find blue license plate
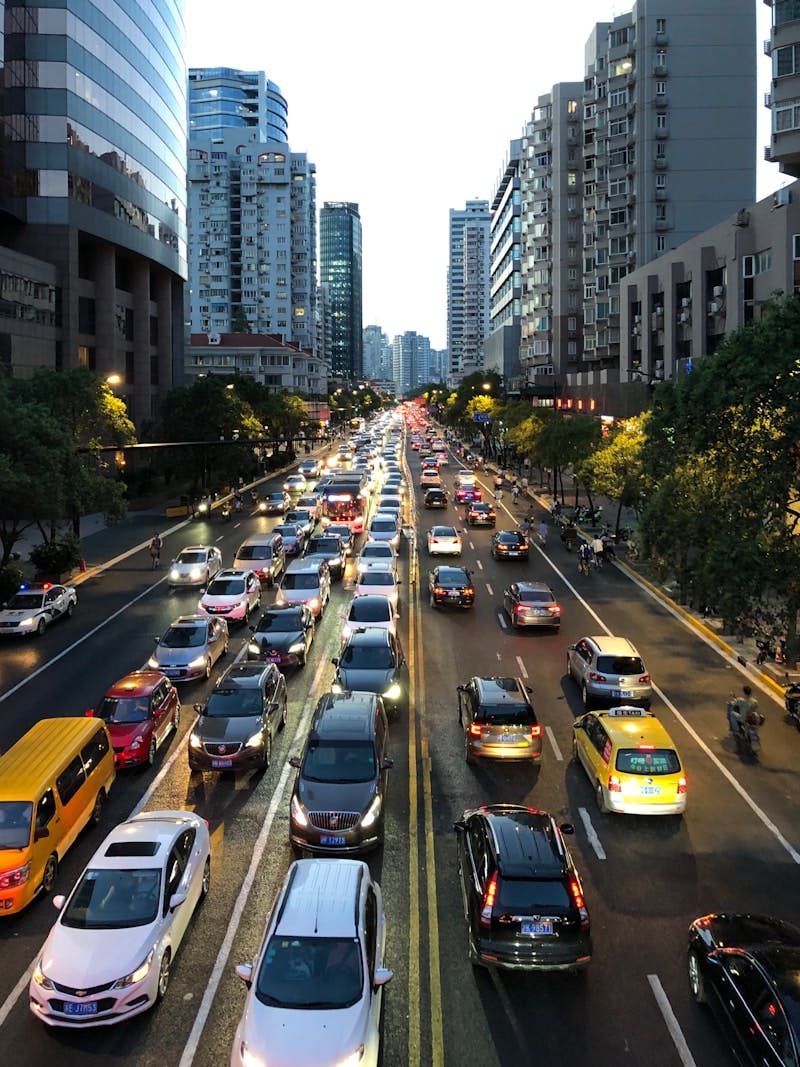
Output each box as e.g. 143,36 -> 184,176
63,1000 -> 98,1016
211,758 -> 233,769
521,921 -> 553,936
320,835 -> 346,846
265,656 -> 281,663
613,689 -> 632,698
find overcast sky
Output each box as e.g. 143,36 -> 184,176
186,0 -> 778,351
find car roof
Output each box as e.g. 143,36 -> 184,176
177,544 -> 212,554
513,580 -> 553,594
435,565 -> 470,578
286,558 -> 326,573
94,811 -> 201,869
431,525 -> 457,534
212,569 -> 249,579
313,698 -> 380,738
343,627 -> 391,646
349,593 -> 392,612
472,676 -> 528,703
583,635 -> 640,655
275,859 -> 365,939
169,614 -> 210,627
106,670 -> 166,697
215,663 -> 275,688
591,707 -> 677,748
480,806 -> 566,879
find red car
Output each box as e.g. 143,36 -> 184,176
89,670 -> 181,768
455,484 -> 482,503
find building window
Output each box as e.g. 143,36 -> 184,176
656,17 -> 666,33
656,235 -> 666,252
654,49 -> 667,70
656,174 -> 666,189
656,113 -> 667,129
656,204 -> 667,221
775,100 -> 800,133
656,80 -> 667,96
567,99 -> 578,114
656,142 -> 667,158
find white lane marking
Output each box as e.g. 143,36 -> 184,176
578,807 -> 607,860
178,652 -> 330,1066
0,951 -> 37,1028
545,726 -> 563,761
485,583 -> 494,596
468,541 -> 474,550
475,560 -> 483,571
647,974 -> 697,1067
497,613 -> 507,629
215,534 -> 224,542
0,577 -> 169,706
515,655 -> 528,679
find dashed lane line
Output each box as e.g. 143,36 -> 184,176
647,974 -> 697,1067
578,807 -> 607,861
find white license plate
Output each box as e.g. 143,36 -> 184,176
163,669 -> 180,677
612,689 -> 632,698
320,835 -> 346,846
211,758 -> 233,769
521,921 -> 553,936
639,786 -> 661,796
506,551 -> 519,557
448,592 -> 460,599
63,1001 -> 98,1016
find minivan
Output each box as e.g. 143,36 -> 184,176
0,718 -> 116,914
233,533 -> 285,586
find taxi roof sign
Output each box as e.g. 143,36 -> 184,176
605,706 -> 652,718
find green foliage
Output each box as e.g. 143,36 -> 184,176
29,535 -> 81,576
231,306 -> 251,333
0,564 -> 23,603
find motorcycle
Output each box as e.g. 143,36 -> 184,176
726,699 -> 764,759
196,499 -> 210,519
785,683 -> 800,730
220,503 -> 232,523
756,636 -> 786,666
561,527 -> 578,552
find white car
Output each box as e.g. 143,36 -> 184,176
231,859 -> 391,1067
366,515 -> 401,548
167,545 -> 223,588
427,525 -> 462,557
0,582 -> 77,636
341,593 -> 398,639
198,569 -> 261,625
283,474 -> 307,495
29,810 -> 211,1028
357,540 -> 397,576
354,563 -> 400,611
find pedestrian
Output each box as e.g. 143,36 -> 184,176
149,532 -> 162,569
521,476 -> 529,493
511,482 -> 520,505
494,486 -> 503,503
591,534 -> 605,567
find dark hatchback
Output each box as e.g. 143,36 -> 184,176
189,662 -> 287,772
429,565 -> 475,609
455,804 -> 592,973
304,533 -> 347,579
688,912 -> 800,1066
331,628 -> 407,716
466,502 -> 496,527
247,604 -> 315,669
424,487 -> 449,509
259,491 -> 290,515
491,530 -> 529,560
288,691 -> 393,856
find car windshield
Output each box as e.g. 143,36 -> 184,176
615,748 -> 681,775
176,551 -> 206,565
498,533 -> 521,544
256,611 -> 303,633
306,538 -> 340,554
496,878 -> 572,914
160,624 -> 207,648
477,703 -> 536,726
61,867 -> 162,929
432,528 -> 456,538
341,643 -> 394,669
283,574 -> 319,590
275,526 -> 300,540
350,600 -> 390,622
291,510 -> 312,523
204,688 -> 263,717
359,572 -> 394,589
596,655 -> 645,675
267,494 -> 286,502
0,801 -> 32,849
236,545 -> 270,560
207,579 -> 245,596
255,935 -> 364,1007
371,520 -> 396,532
327,526 -> 351,542
4,593 -> 43,610
96,696 -> 150,724
361,545 -> 392,560
301,740 -> 377,783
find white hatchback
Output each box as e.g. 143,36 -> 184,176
198,569 -> 261,625
427,525 -> 462,557
357,540 -> 397,576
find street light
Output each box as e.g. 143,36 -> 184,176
105,373 -> 122,387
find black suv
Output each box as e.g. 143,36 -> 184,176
454,804 -> 592,972
189,662 -> 287,772
424,487 -> 449,509
429,565 -> 475,609
331,628 -> 407,716
288,691 -> 393,855
491,529 -> 529,561
304,533 -> 347,579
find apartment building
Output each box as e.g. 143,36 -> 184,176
186,332 -> 328,396
447,200 -> 490,382
392,331 -> 432,395
484,140 -> 523,390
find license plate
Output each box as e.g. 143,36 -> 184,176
320,835 -> 346,846
501,734 -> 520,743
211,758 -> 233,769
507,551 -> 519,557
448,591 -> 460,599
163,669 -> 180,677
264,655 -> 281,663
640,786 -> 661,796
612,689 -> 632,698
521,921 -> 553,936
63,1001 -> 98,1016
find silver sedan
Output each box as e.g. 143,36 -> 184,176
167,546 -> 223,588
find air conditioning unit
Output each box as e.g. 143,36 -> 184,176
712,285 -> 724,298
708,301 -> 720,315
207,332 -> 221,345
679,310 -> 690,323
633,314 -> 642,324
654,360 -> 664,373
654,306 -> 664,315
774,187 -> 791,208
681,297 -> 691,308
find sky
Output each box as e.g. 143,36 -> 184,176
186,0 -> 779,352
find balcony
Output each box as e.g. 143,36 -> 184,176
655,218 -> 670,231
655,126 -> 670,139
654,95 -> 669,109
654,157 -> 668,170
655,188 -> 667,201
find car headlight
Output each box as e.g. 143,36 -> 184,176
147,656 -> 159,669
288,641 -> 305,653
189,732 -> 202,749
189,567 -> 202,579
335,1046 -> 365,1067
19,616 -> 36,628
188,655 -> 207,668
331,681 -> 343,694
245,730 -> 264,749
360,795 -> 382,829
129,734 -> 145,751
248,642 -> 261,655
113,947 -> 154,988
290,794 -> 308,827
169,568 -> 180,580
383,682 -> 402,701
32,957 -> 54,990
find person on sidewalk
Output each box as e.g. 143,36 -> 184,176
149,533 -> 163,569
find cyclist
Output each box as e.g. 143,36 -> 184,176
149,533 -> 163,570
578,540 -> 594,575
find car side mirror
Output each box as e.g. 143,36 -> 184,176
193,703 -> 203,714
560,823 -> 575,835
381,758 -> 394,770
572,720 -> 584,730
567,643 -> 577,652
331,657 -> 339,666
169,891 -> 188,911
373,966 -> 393,988
526,686 -> 532,694
288,756 -> 301,769
35,826 -> 50,841
453,821 -> 466,833
52,894 -> 66,911
235,962 -> 253,987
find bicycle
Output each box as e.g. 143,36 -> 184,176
578,555 -> 591,576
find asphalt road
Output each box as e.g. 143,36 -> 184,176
1,437 -> 798,1067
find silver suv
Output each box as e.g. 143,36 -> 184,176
566,636 -> 652,709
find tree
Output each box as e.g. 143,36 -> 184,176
231,306 -> 251,333
581,415 -> 649,535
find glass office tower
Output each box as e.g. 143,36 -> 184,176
319,201 -> 362,380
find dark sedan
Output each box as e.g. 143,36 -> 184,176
466,502 -> 496,527
688,912 -> 800,1066
304,533 -> 346,579
429,565 -> 475,609
258,491 -> 291,516
491,529 -> 529,560
247,604 -> 315,668
502,581 -> 561,630
424,487 -> 449,509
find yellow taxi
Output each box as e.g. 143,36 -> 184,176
571,705 -> 686,816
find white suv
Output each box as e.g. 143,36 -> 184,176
231,859 -> 392,1067
198,568 -> 261,625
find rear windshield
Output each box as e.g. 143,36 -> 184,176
359,571 -> 394,588
596,655 -> 645,676
615,748 -> 681,775
350,600 -> 390,622
497,878 -> 571,913
477,703 -> 536,726
306,539 -> 340,553
236,545 -> 271,560
283,574 -> 319,590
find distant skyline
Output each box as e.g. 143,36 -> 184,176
186,0 -> 780,351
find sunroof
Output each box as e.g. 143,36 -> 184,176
105,841 -> 160,857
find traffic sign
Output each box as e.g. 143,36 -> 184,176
473,413 -> 492,423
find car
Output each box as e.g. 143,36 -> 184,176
354,564 -> 400,610
383,476 -> 406,497
258,490 -> 291,516
455,482 -> 482,504
232,533 -> 285,586
325,522 -> 354,556
377,492 -> 403,517
189,662 -> 287,772
454,804 -> 591,972
357,539 -> 398,576
491,530 -> 530,561
304,532 -> 347,579
297,459 -> 321,478
288,692 -> 393,855
572,706 -> 686,815
342,593 -> 398,639
687,913 -> 800,1063
148,614 -> 229,681
247,604 -> 315,669
296,493 -> 322,519
285,507 -> 316,539
198,569 -> 261,625
29,810 -> 211,1027
275,558 -> 331,618
367,514 -> 401,548
466,501 -> 496,527
502,581 -> 561,630
273,521 -> 305,557
427,525 -> 462,557
166,545 -> 223,588
230,858 -> 392,1067
332,627 -> 408,716
91,670 -> 181,768
424,487 -> 449,509
283,473 -> 307,495
434,451 -> 448,466
0,582 -> 77,637
428,565 -> 475,609
420,468 -> 442,488
566,635 -> 652,709
458,676 -> 542,764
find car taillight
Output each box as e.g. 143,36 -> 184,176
468,722 -> 482,738
530,725 -> 542,737
430,538 -> 438,544
547,606 -> 561,615
434,586 -> 446,595
480,871 -> 498,927
608,774 -> 622,793
677,776 -> 687,795
639,674 -> 650,684
569,875 -> 590,931
514,604 -> 526,613
638,744 -> 655,751
589,671 -> 607,682
465,587 -> 474,596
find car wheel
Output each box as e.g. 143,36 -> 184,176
90,789 -> 106,826
280,698 -> 288,731
260,732 -> 272,770
595,781 -> 608,814
41,853 -> 58,894
156,950 -> 171,1002
581,682 -> 592,710
204,657 -> 212,680
688,950 -> 707,1003
147,736 -> 157,767
66,601 -> 74,618
465,735 -> 476,765
200,856 -> 211,901
173,705 -> 181,731
36,617 -> 46,636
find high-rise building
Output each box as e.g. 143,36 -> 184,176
392,331 -> 431,395
320,202 -> 362,379
188,68 -> 288,145
447,200 -> 490,382
764,2 -> 800,179
363,324 -> 392,381
485,140 -> 523,390
0,0 -> 188,421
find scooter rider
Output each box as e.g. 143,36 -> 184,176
727,684 -> 761,735
560,519 -> 578,550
